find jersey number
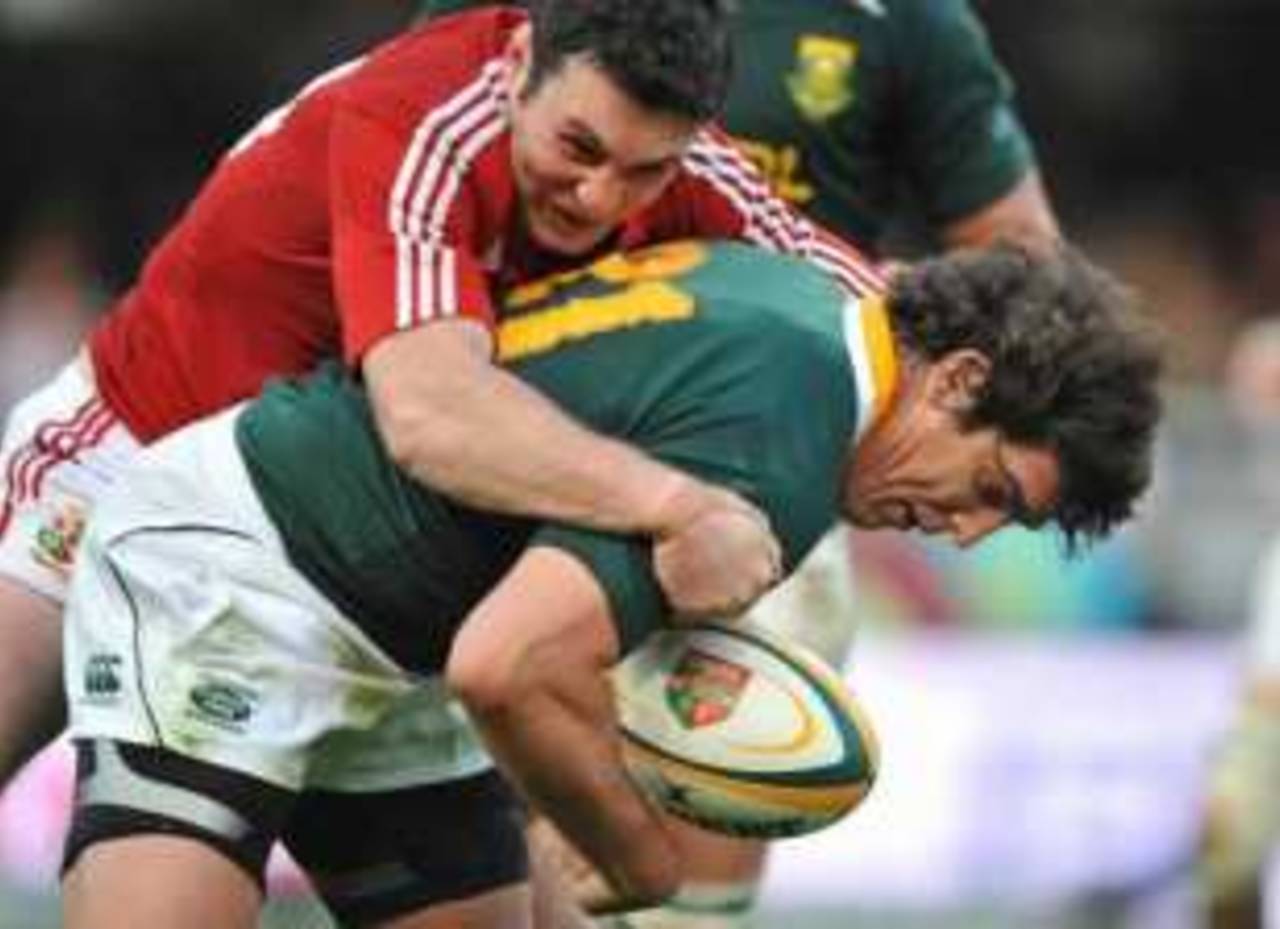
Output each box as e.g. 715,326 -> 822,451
498,242 -> 709,362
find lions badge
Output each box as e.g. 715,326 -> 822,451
666,648 -> 752,730
787,35 -> 858,123
31,494 -> 88,579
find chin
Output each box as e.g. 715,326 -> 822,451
535,225 -> 604,254
531,223 -> 605,257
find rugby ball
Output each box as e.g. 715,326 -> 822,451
613,622 -> 878,839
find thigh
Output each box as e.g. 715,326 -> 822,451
0,576 -> 64,779
63,833 -> 262,929
0,360 -> 137,780
283,771 -> 529,927
63,738 -> 294,907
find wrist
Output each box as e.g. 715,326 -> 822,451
642,472 -> 712,539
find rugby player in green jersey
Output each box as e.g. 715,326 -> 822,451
418,3 -> 1061,921
57,239 -> 1158,929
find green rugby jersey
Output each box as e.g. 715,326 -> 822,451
418,0 -> 1035,250
236,242 -> 898,672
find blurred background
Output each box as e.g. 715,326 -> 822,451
0,1 -> 1277,926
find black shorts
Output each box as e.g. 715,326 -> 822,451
65,739 -> 529,926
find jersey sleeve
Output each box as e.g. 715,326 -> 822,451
330,95 -> 497,364
529,527 -> 665,654
524,322 -> 855,655
670,129 -> 888,298
895,0 -> 1037,225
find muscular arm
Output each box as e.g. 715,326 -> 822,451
940,169 -> 1060,254
445,545 -> 682,908
365,319 -> 690,534
363,320 -> 781,616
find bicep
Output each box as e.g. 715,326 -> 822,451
899,0 -> 1043,229
446,546 -> 622,703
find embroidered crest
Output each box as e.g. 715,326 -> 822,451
31,495 -> 88,578
665,647 -> 752,729
787,35 -> 859,123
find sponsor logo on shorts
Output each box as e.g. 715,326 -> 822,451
83,653 -> 122,702
187,681 -> 259,732
31,495 -> 88,578
665,648 -> 752,730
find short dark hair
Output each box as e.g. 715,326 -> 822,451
524,0 -> 733,122
888,243 -> 1164,552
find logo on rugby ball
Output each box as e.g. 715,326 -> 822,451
665,648 -> 751,730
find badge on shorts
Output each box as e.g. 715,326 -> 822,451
83,653 -> 123,703
30,494 -> 88,579
666,648 -> 752,729
787,35 -> 858,123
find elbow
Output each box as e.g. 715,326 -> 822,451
362,320 -> 494,478
444,640 -> 522,718
367,375 -> 459,479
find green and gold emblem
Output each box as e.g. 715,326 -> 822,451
786,35 -> 858,123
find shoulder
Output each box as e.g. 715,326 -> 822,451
884,0 -> 983,34
338,9 -> 519,128
692,242 -> 844,311
883,0 -> 1001,61
687,245 -> 857,398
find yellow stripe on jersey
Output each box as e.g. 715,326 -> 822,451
497,281 -> 695,362
842,294 -> 900,442
860,295 -> 898,426
505,241 -> 709,312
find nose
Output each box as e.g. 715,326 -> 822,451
573,168 -> 629,221
949,508 -> 1008,548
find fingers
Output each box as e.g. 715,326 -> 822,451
652,503 -> 783,618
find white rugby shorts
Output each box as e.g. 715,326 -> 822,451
0,355 -> 140,602
64,406 -> 493,793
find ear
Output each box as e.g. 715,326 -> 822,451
506,23 -> 533,101
927,348 -> 991,414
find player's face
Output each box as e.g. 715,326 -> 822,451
844,430 -> 1060,547
508,50 -> 697,255
843,351 -> 1061,547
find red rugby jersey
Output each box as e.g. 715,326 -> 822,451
90,8 -> 883,442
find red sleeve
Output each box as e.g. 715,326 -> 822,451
330,92 -> 499,364
667,127 -> 888,298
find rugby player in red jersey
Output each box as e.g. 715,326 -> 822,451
0,0 -> 884,787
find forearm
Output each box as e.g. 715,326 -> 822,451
364,321 -> 697,536
447,548 -> 681,907
941,169 -> 1061,254
472,660 -> 678,907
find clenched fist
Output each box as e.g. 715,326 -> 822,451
651,484 -> 782,619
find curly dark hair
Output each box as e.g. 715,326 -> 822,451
524,0 -> 734,122
888,243 -> 1164,552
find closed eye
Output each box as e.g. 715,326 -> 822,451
559,132 -> 604,166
